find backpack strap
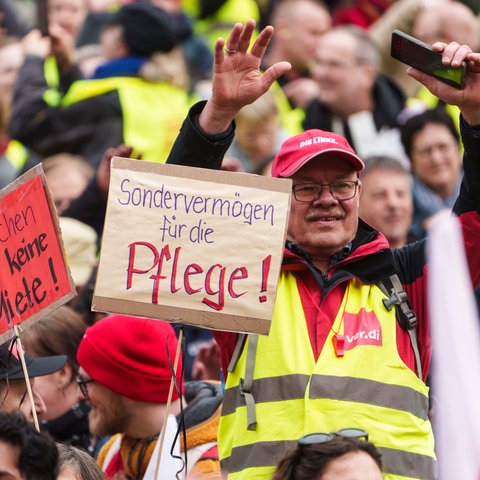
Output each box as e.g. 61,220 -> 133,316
227,333 -> 258,431
228,333 -> 246,373
241,334 -> 259,431
378,273 -> 422,380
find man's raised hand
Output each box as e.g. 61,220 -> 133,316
199,19 -> 291,134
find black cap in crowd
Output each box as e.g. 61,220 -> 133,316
0,340 -> 67,381
103,2 -> 179,56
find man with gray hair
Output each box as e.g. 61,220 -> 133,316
303,25 -> 407,161
359,155 -> 415,248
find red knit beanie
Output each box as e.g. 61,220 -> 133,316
77,314 -> 182,402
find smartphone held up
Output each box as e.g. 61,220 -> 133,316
390,30 -> 466,89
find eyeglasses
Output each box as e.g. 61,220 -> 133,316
298,428 -> 369,446
77,375 -> 95,397
413,141 -> 457,159
293,181 -> 359,202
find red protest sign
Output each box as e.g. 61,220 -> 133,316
0,166 -> 76,342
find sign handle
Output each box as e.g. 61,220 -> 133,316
13,325 -> 40,432
154,327 -> 184,479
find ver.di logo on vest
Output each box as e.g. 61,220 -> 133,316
342,308 -> 383,350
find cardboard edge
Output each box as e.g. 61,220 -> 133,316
92,295 -> 272,335
0,290 -> 77,345
111,156 -> 293,193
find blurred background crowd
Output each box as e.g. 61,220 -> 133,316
1,0 -> 480,478
2,0 -> 478,265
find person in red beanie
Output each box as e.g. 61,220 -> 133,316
76,314 -> 222,479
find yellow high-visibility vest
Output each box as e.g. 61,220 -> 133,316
220,272 -> 435,480
182,0 -> 260,52
61,77 -> 196,163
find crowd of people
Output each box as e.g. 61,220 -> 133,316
1,0 -> 480,479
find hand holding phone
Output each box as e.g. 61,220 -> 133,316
390,30 -> 466,89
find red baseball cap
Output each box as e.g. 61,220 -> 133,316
271,129 -> 365,178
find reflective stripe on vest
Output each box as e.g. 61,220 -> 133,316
42,56 -> 62,107
222,441 -> 434,480
219,272 -> 435,480
61,77 -> 196,163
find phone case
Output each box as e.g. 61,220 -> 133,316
390,30 -> 465,89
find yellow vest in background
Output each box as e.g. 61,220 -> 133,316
4,140 -> 28,172
182,0 -> 260,52
407,86 -> 461,135
270,80 -> 305,136
61,77 -> 196,163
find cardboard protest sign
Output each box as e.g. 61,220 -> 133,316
93,157 -> 291,335
0,165 -> 76,344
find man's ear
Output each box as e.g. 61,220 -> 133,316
276,18 -> 291,40
361,62 -> 377,88
117,42 -> 131,58
277,27 -> 292,40
356,180 -> 363,205
106,24 -> 130,59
